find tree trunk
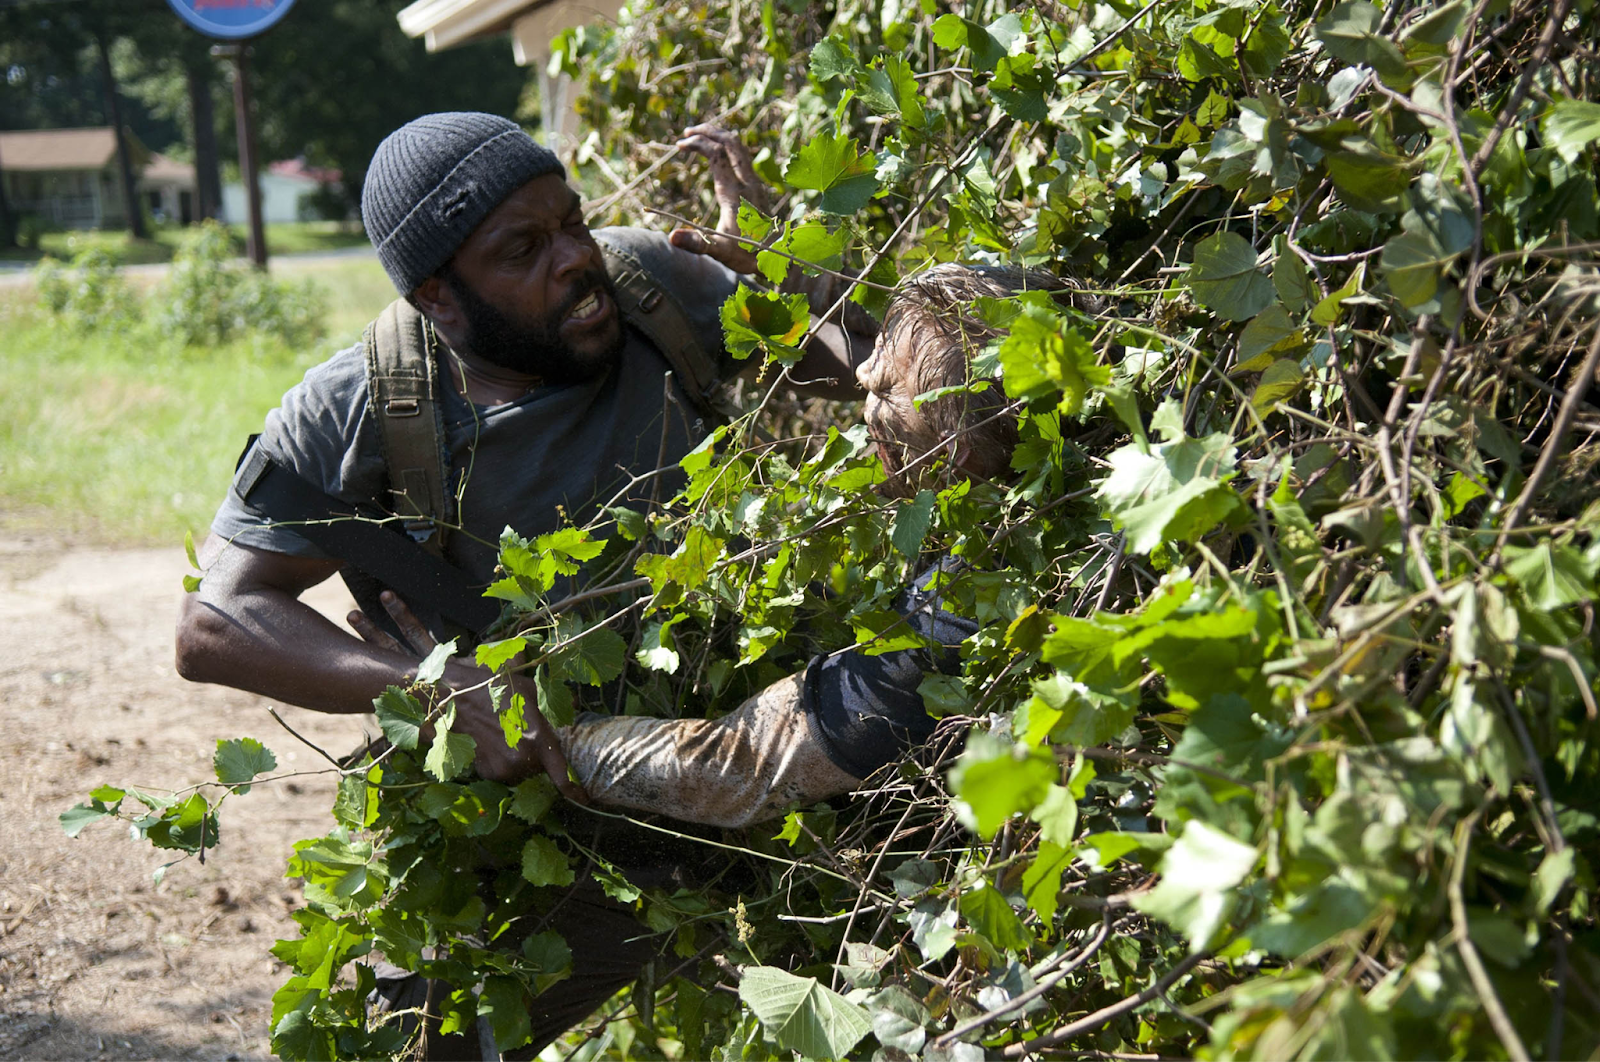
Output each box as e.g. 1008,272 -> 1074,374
187,60 -> 222,222
94,29 -> 147,240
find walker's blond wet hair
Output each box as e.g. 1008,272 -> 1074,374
861,263 -> 1098,495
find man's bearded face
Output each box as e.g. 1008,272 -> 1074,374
443,263 -> 625,386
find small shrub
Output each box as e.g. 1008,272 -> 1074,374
155,219 -> 327,348
32,246 -> 139,332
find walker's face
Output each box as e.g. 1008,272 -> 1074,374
858,327 -> 939,492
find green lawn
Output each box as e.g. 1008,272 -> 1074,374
0,256 -> 394,546
0,220 -> 370,265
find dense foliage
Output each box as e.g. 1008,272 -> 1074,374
65,0 -> 1600,1058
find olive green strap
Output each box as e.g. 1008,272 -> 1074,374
362,298 -> 450,556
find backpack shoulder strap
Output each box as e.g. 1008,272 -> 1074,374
362,298 -> 450,555
602,244 -> 726,422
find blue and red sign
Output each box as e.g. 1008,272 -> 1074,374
166,0 -> 298,40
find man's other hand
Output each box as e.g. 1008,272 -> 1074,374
669,124 -> 766,275
349,592 -> 588,803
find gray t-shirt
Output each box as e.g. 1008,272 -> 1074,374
211,228 -> 740,587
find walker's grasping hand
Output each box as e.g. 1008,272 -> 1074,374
669,123 -> 767,275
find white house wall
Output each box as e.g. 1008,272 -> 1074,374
219,173 -> 322,225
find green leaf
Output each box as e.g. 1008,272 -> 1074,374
1235,304 -> 1306,371
636,618 -> 681,674
521,835 -> 576,887
424,707 -> 476,782
997,305 -> 1108,412
1402,0 -> 1467,44
182,573 -> 203,593
1380,229 -> 1447,308
1251,358 -> 1306,415
1533,848 -> 1576,917
891,490 -> 936,558
1324,141 -> 1411,205
415,638 -> 457,687
1504,543 -> 1595,610
1030,783 -> 1078,847
1274,251 -> 1315,312
1198,88 -> 1231,127
475,636 -> 526,672
959,883 -> 1033,951
523,930 -> 573,992
721,284 -> 811,364
272,1008 -> 335,1062
374,687 -> 427,751
860,55 -> 925,128
509,776 -> 558,825
60,802 -> 115,838
1094,414 -> 1242,554
213,737 -> 277,794
1544,99 -> 1600,163
184,528 -> 199,569
1315,2 -> 1409,83
1022,841 -> 1072,922
809,36 -> 859,82
550,614 -> 627,687
534,665 -> 575,728
478,976 -> 532,1052
1310,264 -> 1366,326
1188,232 -> 1275,321
1026,673 -> 1135,745
949,733 -> 1057,836
784,133 -> 879,215
738,965 -> 873,1059
1133,820 -> 1258,951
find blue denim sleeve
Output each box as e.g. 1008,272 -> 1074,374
802,562 -> 977,778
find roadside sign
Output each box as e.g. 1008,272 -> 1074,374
166,0 -> 298,41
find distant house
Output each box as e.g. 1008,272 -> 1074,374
0,127 -> 143,230
140,153 -> 199,225
221,158 -> 343,225
0,127 -> 200,231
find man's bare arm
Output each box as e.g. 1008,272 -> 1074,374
175,532 -> 585,798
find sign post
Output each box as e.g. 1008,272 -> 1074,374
166,0 -> 299,269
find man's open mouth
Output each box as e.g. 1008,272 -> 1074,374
565,288 -> 607,326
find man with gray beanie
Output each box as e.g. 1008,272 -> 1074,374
174,112 -> 872,1055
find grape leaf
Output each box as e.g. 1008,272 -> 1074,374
739,965 -> 872,1059
214,737 -> 277,794
1187,232 -> 1274,321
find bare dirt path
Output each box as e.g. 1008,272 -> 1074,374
0,536 -> 368,1061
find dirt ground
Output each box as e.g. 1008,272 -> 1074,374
0,535 -> 369,1061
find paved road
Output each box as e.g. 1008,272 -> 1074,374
0,243 -> 375,286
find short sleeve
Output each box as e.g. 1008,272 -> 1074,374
209,343 -> 386,557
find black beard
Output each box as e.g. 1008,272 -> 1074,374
442,266 -> 623,385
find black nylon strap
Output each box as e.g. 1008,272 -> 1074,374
233,439 -> 501,635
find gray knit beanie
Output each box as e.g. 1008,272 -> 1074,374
361,112 -> 566,294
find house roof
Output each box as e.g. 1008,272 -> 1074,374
141,152 -> 196,186
0,128 -> 132,172
268,157 -> 342,184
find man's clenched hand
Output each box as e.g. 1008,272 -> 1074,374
349,592 -> 588,803
669,124 -> 767,275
